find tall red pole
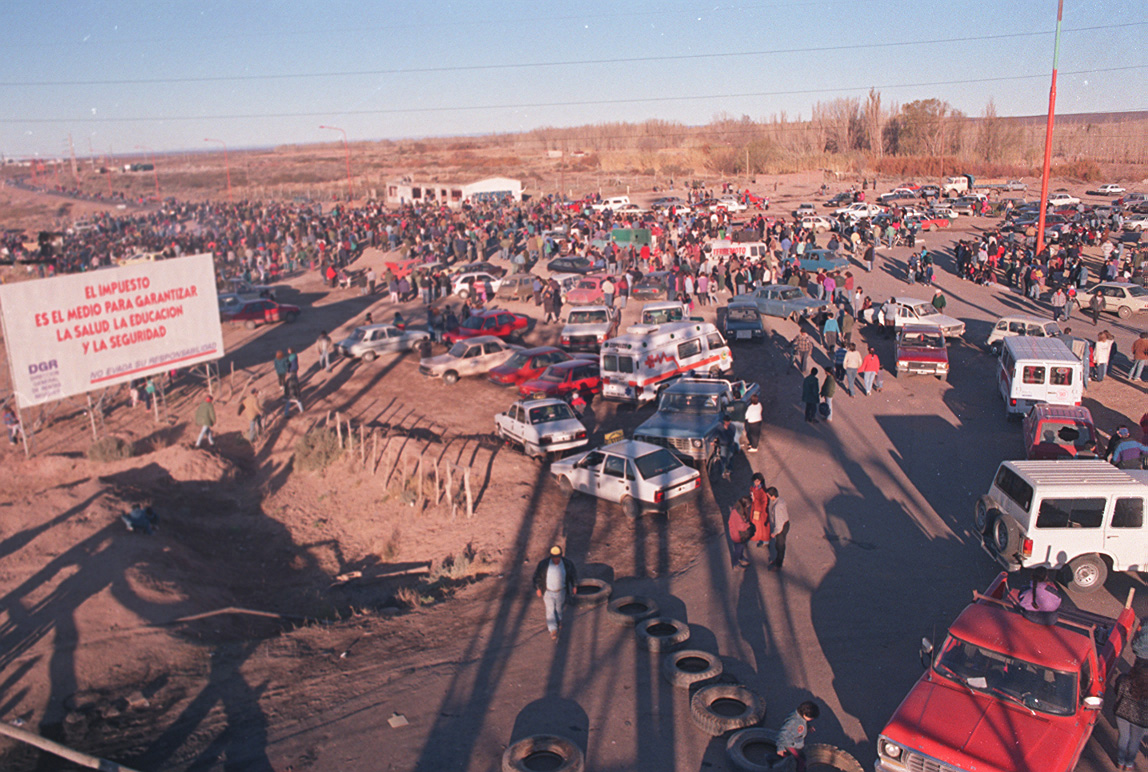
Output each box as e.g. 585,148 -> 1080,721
1035,0 -> 1065,258
320,125 -> 353,200
204,138 -> 232,203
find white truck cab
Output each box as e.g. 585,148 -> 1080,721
998,336 -> 1083,419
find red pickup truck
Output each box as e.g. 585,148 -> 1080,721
876,572 -> 1136,772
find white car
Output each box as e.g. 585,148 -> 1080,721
560,306 -> 620,352
1123,213 -> 1148,232
834,202 -> 885,220
418,335 -> 521,384
929,204 -> 959,220
494,398 -> 588,460
336,323 -> 430,362
452,271 -> 503,300
800,215 -> 835,232
791,203 -> 818,219
1095,184 -> 1126,196
714,195 -> 748,212
984,316 -> 1061,353
862,297 -> 966,338
1047,192 -> 1081,207
551,440 -> 701,518
614,204 -> 649,216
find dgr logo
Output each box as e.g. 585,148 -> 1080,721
29,360 -> 59,374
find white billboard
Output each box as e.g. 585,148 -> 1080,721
0,253 -> 224,408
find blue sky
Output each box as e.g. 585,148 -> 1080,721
2,0 -> 1144,158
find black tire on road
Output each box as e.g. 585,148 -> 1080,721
501,734 -> 583,772
443,370 -> 459,385
1065,553 -> 1108,593
1118,305 -> 1132,319
244,320 -> 257,330
803,743 -> 866,772
690,683 -> 765,737
662,649 -> 723,689
569,578 -> 612,607
635,616 -> 690,652
606,595 -> 660,627
362,351 -> 377,363
991,512 -> 1022,557
284,311 -> 298,323
621,495 -> 641,519
726,728 -> 784,772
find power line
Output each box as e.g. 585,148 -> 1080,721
2,22 -> 1141,87
2,67 -> 1144,125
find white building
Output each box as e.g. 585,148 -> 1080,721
385,176 -> 522,209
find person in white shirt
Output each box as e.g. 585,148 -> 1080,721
744,393 -> 763,452
533,546 -> 577,641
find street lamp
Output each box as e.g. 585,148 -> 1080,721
319,125 -> 353,200
134,144 -> 160,199
203,138 -> 233,203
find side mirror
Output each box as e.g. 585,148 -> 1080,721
919,637 -> 934,669
1084,695 -> 1103,711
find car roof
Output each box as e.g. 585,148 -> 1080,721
598,439 -> 670,457
456,335 -> 503,345
549,359 -> 593,372
726,301 -> 760,310
516,397 -> 569,409
664,380 -> 725,395
518,345 -> 563,355
357,323 -> 399,332
901,324 -> 945,334
889,297 -> 931,305
997,315 -> 1055,324
1096,282 -> 1136,289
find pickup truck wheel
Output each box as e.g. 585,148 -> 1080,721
991,512 -> 1022,557
443,370 -> 459,385
726,728 -> 781,772
1065,554 -> 1107,593
620,495 -> 641,519
663,649 -> 723,689
974,498 -> 997,535
803,743 -> 865,772
1118,305 -> 1133,319
635,616 -> 691,652
690,684 -> 765,737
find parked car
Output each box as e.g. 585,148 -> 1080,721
519,360 -> 602,399
1047,192 -> 1081,207
1022,403 -> 1097,460
791,202 -> 818,219
546,256 -> 599,275
862,297 -> 965,338
560,306 -> 620,352
905,213 -> 951,232
451,271 -> 502,300
494,398 -> 588,460
631,271 -> 673,301
336,324 -> 430,362
221,299 -> 300,329
894,324 -> 949,381
550,440 -> 702,518
418,335 -> 521,385
564,275 -> 613,305
226,278 -> 276,299
721,302 -> 765,343
1123,213 -> 1148,232
984,315 -> 1062,353
488,346 -> 576,387
788,248 -> 849,272
1091,183 -> 1126,196
442,309 -> 530,344
823,192 -> 854,208
712,195 -> 747,213
450,261 -> 506,278
640,301 -> 687,326
217,292 -> 245,314
496,272 -> 539,302
799,215 -> 835,232
733,284 -> 831,321
1073,282 -> 1148,319
834,202 -> 884,220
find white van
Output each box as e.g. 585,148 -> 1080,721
976,459 -> 1148,592
998,336 -> 1082,419
600,321 -> 733,403
591,195 -> 632,212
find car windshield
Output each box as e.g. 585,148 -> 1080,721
460,316 -> 485,330
448,342 -> 470,357
635,448 -> 684,479
658,393 -> 719,413
910,303 -> 935,317
902,332 -> 944,348
576,280 -> 597,290
569,310 -> 608,324
933,635 -> 1077,716
529,403 -> 574,424
504,351 -> 533,369
1128,286 -> 1147,298
727,307 -> 759,322
345,328 -> 367,343
539,368 -> 566,382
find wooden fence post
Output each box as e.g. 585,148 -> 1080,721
336,413 -> 342,447
463,468 -> 474,519
372,430 -> 379,475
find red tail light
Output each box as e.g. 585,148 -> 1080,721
1010,398 -> 1017,406
575,431 -> 586,440
654,489 -> 665,503
1022,538 -> 1033,559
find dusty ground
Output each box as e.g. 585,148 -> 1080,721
1,172 -> 1146,771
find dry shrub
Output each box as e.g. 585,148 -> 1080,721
295,427 -> 343,472
1050,159 -> 1102,182
87,436 -> 133,463
381,526 -> 401,561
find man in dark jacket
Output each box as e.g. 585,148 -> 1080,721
533,546 -> 577,641
802,368 -> 821,423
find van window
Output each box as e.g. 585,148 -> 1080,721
603,354 -> 633,373
707,332 -> 725,350
994,466 -> 1034,511
1112,498 -> 1144,529
1050,367 -> 1073,386
1036,497 -> 1106,529
678,339 -> 702,359
1022,366 -> 1046,384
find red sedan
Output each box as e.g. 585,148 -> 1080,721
443,309 -> 530,344
222,299 -> 301,329
488,346 -> 572,387
518,360 -> 602,398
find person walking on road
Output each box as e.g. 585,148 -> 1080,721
316,330 -> 333,372
744,393 -> 763,452
931,288 -> 947,313
238,387 -> 263,443
792,329 -> 814,374
749,473 -> 770,549
843,343 -> 863,397
727,496 -> 754,569
712,414 -> 737,480
821,312 -> 839,350
1111,657 -> 1148,771
533,545 -> 577,641
859,348 -> 882,395
802,368 -> 821,423
194,395 -> 216,448
777,700 -> 820,770
820,369 -> 836,422
1131,332 -> 1148,382
1094,331 -> 1114,382
766,486 -> 790,571
1090,292 -> 1105,326
1049,287 -> 1066,322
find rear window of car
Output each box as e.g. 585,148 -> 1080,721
1050,367 -> 1074,386
1022,366 -> 1045,384
1036,498 -> 1106,529
994,466 -> 1034,512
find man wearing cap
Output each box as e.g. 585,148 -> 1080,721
712,415 -> 737,481
533,546 -> 578,641
194,394 -> 216,448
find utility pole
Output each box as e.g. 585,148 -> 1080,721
1036,0 -> 1065,258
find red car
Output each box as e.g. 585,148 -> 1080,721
222,299 -> 301,329
443,309 -> 530,344
518,360 -> 602,398
564,275 -> 612,306
488,346 -> 573,387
